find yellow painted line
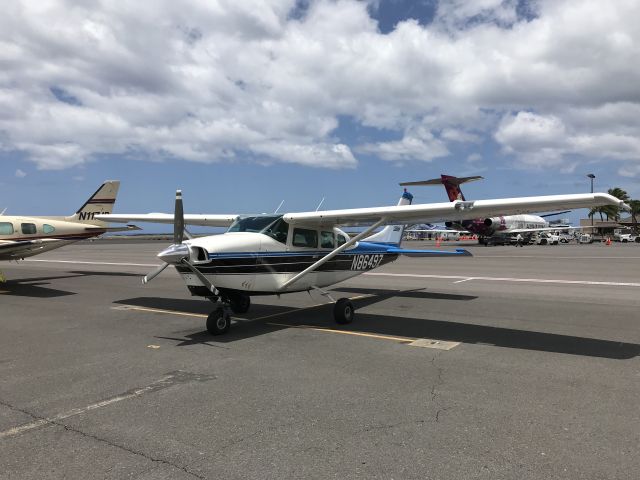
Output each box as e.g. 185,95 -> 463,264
266,322 -> 415,343
112,305 -> 207,318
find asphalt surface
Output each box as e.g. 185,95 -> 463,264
1,240 -> 639,479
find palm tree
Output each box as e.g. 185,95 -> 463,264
604,187 -> 630,221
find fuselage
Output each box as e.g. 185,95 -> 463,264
169,216 -> 399,296
446,214 -> 547,237
0,215 -> 105,260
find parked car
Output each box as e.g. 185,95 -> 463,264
557,232 -> 574,243
536,232 -> 559,245
578,233 -> 593,244
614,232 -> 638,243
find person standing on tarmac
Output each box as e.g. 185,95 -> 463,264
516,233 -> 524,247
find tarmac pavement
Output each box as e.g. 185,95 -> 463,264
1,240 -> 639,479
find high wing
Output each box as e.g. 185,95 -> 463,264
284,193 -> 628,227
96,213 -> 237,227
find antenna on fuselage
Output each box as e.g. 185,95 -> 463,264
0,208 -> 6,215
315,197 -> 325,211
274,200 -> 285,214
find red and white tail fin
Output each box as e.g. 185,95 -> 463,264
365,189 -> 414,246
399,174 -> 483,202
66,180 -> 120,224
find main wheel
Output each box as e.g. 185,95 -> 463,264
206,308 -> 230,335
334,298 -> 354,324
229,294 -> 251,314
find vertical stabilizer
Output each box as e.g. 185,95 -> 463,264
364,189 -> 413,246
66,180 -> 120,224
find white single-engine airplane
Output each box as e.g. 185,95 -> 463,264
0,181 -> 138,280
98,188 -> 627,335
401,175 -> 587,245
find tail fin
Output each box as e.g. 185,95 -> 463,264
66,180 -> 120,224
400,174 -> 483,202
365,189 -> 413,246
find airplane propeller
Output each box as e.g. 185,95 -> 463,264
142,190 -> 217,295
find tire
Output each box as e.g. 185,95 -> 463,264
206,308 -> 230,335
334,299 -> 354,324
229,294 -> 250,314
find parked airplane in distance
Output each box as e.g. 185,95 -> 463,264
400,175 -> 582,245
98,186 -> 626,335
0,180 -> 137,280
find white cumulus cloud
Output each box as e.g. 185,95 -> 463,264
0,0 -> 638,176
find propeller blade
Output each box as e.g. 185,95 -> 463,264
174,190 -> 184,245
142,263 -> 169,284
180,259 -> 218,295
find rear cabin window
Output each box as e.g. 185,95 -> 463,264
337,234 -> 347,246
21,223 -> 37,235
43,224 -> 56,234
0,222 -> 14,235
320,231 -> 335,248
292,228 -> 318,248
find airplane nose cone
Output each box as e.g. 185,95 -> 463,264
157,244 -> 190,264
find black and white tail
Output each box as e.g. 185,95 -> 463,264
66,181 -> 120,224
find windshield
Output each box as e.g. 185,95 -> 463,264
227,215 -> 283,233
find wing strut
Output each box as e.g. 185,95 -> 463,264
279,218 -> 386,291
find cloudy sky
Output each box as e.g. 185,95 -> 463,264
1,0 -> 639,221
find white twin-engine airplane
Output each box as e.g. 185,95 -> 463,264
0,181 -> 138,280
401,175 -> 587,244
99,188 -> 627,336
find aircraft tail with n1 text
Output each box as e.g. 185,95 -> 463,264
65,180 -> 120,225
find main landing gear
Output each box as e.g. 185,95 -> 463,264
333,298 -> 354,324
311,286 -> 355,325
205,293 -> 251,335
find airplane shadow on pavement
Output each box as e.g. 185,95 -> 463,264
114,290 -> 640,360
1,270 -> 142,298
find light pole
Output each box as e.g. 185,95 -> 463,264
587,174 -> 595,231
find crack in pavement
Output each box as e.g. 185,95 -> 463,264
0,371 -> 216,478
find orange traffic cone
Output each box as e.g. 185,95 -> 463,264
606,237 -> 611,245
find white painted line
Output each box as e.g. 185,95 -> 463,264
453,278 -> 472,284
408,338 -> 460,350
0,371 -> 214,439
364,272 -> 640,288
23,259 -> 157,267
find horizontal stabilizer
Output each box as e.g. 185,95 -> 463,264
399,175 -> 483,187
386,247 -> 472,257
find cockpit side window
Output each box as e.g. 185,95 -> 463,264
336,234 -> 347,246
43,224 -> 56,234
292,228 -> 318,248
0,222 -> 14,235
263,218 -> 289,244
